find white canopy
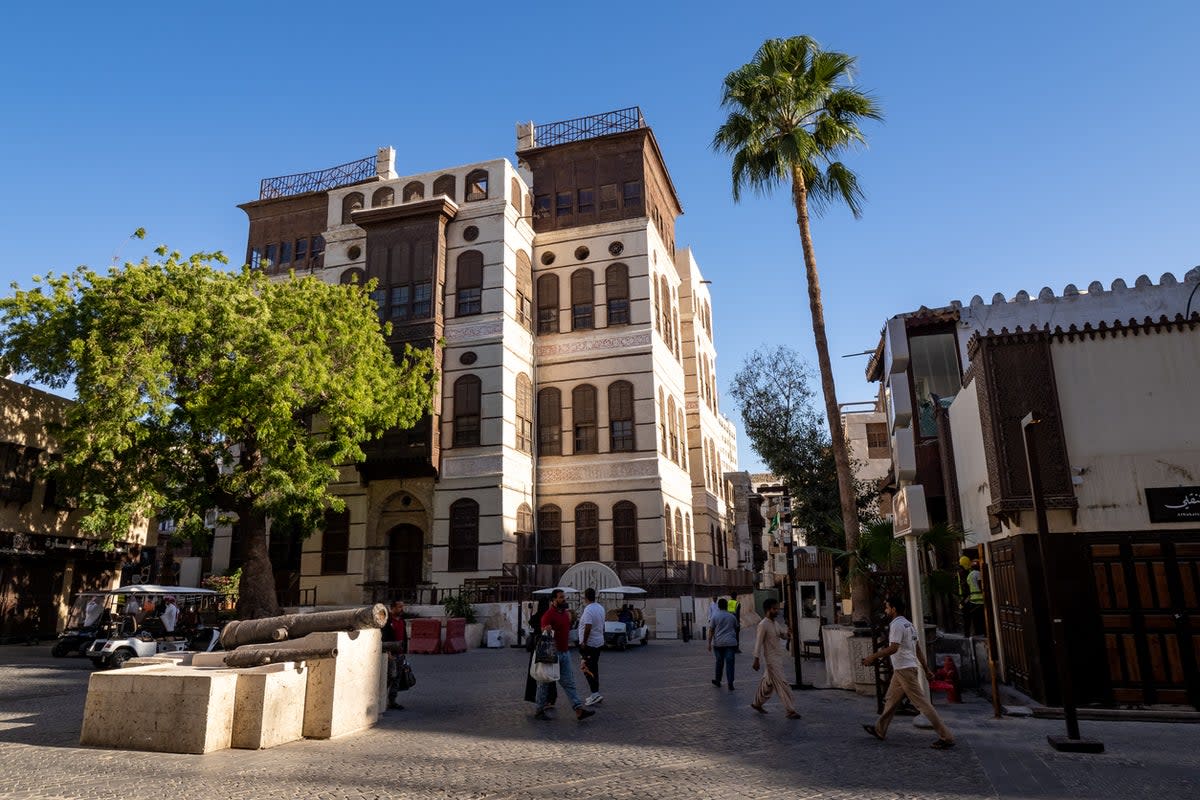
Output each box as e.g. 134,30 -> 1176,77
532,586 -> 580,596
597,585 -> 647,596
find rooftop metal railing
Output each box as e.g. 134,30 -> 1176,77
259,155 -> 376,200
530,106 -> 646,149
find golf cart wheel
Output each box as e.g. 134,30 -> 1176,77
641,634 -> 649,645
51,641 -> 70,658
617,634 -> 627,651
109,648 -> 135,670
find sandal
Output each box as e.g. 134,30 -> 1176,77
750,703 -> 767,714
931,739 -> 956,750
862,724 -> 884,741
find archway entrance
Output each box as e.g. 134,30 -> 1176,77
388,524 -> 424,592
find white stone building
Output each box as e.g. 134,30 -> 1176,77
235,108 -> 749,604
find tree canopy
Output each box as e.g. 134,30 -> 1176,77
730,345 -> 875,551
0,244 -> 436,616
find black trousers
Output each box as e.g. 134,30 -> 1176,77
579,644 -> 601,694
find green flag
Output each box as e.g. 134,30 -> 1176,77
768,513 -> 780,534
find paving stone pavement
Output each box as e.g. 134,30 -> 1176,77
1,641 -> 1196,799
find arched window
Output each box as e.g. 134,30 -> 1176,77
652,276 -> 661,334
608,380 -> 634,452
537,387 -> 561,456
677,407 -> 687,468
340,267 -> 366,285
667,396 -> 679,464
674,508 -> 685,562
433,174 -> 456,201
570,269 -> 594,330
663,504 -> 673,560
453,375 -> 481,447
372,186 -> 394,208
575,502 -> 599,562
320,508 -> 349,574
465,169 -> 489,202
516,251 -> 532,331
510,177 -> 522,211
538,504 -> 561,565
672,306 -> 681,359
658,389 -> 667,454
572,384 -> 597,454
448,498 -> 479,571
341,192 -> 364,224
456,250 -> 483,316
536,273 -> 559,334
516,374 -> 533,454
516,503 -> 535,564
612,501 -> 638,562
605,263 -> 629,325
659,276 -> 671,348
403,181 -> 425,202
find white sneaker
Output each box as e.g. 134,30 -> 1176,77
585,693 -> 603,706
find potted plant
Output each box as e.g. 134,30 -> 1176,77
443,592 -> 484,648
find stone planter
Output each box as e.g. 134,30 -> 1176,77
465,622 -> 484,649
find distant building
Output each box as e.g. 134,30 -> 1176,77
233,108 -> 751,603
0,379 -> 150,638
868,270 -> 1200,709
842,401 -> 892,515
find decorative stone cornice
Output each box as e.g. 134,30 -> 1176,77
535,331 -> 651,359
966,313 -> 1199,360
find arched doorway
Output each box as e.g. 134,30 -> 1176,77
388,524 -> 424,592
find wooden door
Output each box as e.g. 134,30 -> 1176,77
1089,536 -> 1200,709
990,540 -> 1035,696
388,525 -> 424,593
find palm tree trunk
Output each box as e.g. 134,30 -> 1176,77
791,165 -> 868,625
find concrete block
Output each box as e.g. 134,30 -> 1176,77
81,666 -> 238,753
232,663 -> 307,750
301,629 -> 385,739
189,651 -> 228,668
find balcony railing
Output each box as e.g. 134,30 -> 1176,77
530,106 -> 646,149
259,155 -> 376,200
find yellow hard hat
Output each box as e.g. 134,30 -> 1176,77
959,556 -> 972,569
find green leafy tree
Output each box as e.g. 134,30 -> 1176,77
714,36 -> 882,622
730,345 -> 874,551
0,243 -> 436,618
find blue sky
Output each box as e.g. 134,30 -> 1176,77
3,2 -> 1198,472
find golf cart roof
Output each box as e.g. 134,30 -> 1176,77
95,585 -> 217,596
597,586 -> 647,596
532,586 -> 580,596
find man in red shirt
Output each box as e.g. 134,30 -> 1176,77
382,600 -> 409,710
536,589 -> 595,721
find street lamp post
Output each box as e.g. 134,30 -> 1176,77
1021,412 -> 1103,753
781,488 -> 813,690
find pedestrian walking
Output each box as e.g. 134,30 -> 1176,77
577,587 -> 606,706
707,597 -> 738,690
750,598 -> 800,719
728,593 -> 742,652
861,595 -> 955,749
534,589 -> 595,722
382,600 -> 409,711
524,598 -> 557,709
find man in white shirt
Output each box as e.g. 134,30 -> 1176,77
861,595 -> 955,749
577,587 -> 607,706
160,596 -> 179,633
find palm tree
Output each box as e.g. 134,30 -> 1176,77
713,36 -> 882,623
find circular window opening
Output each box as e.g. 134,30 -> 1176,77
463,225 -> 479,242
400,495 -> 412,508
459,351 -> 478,365
347,245 -> 362,260
574,246 -> 590,261
540,251 -> 556,266
608,241 -> 624,256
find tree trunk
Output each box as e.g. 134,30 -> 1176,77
790,165 -> 868,625
234,502 -> 280,619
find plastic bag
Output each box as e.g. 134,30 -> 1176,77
529,657 -> 560,683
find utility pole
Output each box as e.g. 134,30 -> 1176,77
1021,412 -> 1103,753
781,487 -> 812,690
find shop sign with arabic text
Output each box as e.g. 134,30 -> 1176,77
1145,486 -> 1200,524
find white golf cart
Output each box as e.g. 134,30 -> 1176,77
85,585 -> 222,669
598,586 -> 649,650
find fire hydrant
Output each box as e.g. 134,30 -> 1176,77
929,655 -> 962,703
